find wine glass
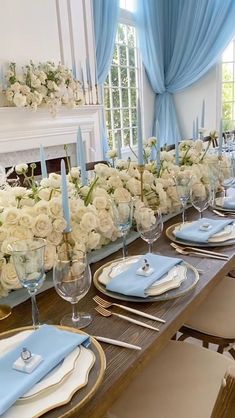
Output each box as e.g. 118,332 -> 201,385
112,199 -> 133,258
10,238 -> 46,328
219,156 -> 235,197
53,249 -> 92,329
137,211 -> 163,253
207,162 -> 220,205
173,173 -> 191,224
190,183 -> 211,219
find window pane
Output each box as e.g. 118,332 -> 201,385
127,26 -> 135,47
119,46 -> 127,65
113,110 -> 121,128
104,88 -> 110,108
129,48 -> 135,67
122,88 -> 129,107
108,131 -> 113,148
117,24 -> 126,44
129,69 -> 136,87
223,83 -> 233,102
113,45 -> 118,65
112,88 -> 120,108
132,128 -> 137,145
106,111 -> 111,129
123,129 -> 130,146
131,108 -> 137,126
114,130 -> 122,149
223,102 -> 233,120
111,66 -> 119,86
120,67 -> 128,86
130,88 -> 137,107
123,109 -> 129,127
222,63 -> 233,82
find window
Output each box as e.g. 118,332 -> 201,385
222,39 -> 235,131
104,2 -> 139,151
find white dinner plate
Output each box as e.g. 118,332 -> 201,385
93,256 -> 199,303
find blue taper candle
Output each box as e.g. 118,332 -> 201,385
76,127 -> 87,186
193,120 -> 196,140
61,159 -> 71,232
156,119 -> 161,167
137,99 -> 144,165
218,118 -> 223,157
195,116 -> 199,139
175,137 -> 179,165
40,144 -> 47,179
201,99 -> 205,128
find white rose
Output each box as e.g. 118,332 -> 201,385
53,218 -> 67,233
48,198 -> 62,218
44,244 -> 56,271
126,178 -> 141,196
13,92 -> 27,107
19,213 -> 34,229
87,231 -> 100,250
0,228 -> 8,242
8,225 -> 33,241
113,187 -> 131,203
107,149 -> 117,159
94,163 -> 111,178
98,211 -> 115,239
107,176 -> 123,189
47,230 -> 63,246
38,188 -> 52,201
92,187 -> 110,200
70,167 -> 80,179
143,170 -> 154,185
80,212 -> 98,232
0,261 -> 21,290
40,178 -> 50,188
35,201 -> 49,215
11,186 -> 27,199
135,207 -> 156,229
3,208 -> 19,225
93,196 -> 109,210
33,214 -> 52,237
15,163 -> 28,174
48,173 -> 61,189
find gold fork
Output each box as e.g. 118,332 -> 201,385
95,305 -> 159,331
93,295 -> 165,323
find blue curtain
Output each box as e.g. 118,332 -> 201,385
93,0 -> 119,157
136,0 -> 235,146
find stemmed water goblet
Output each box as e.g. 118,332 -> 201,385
136,211 -> 163,253
219,156 -> 235,197
190,183 -> 211,219
53,249 -> 92,329
112,199 -> 133,258
9,238 -> 46,329
173,173 -> 191,225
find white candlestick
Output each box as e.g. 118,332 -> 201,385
39,145 -> 47,179
201,99 -> 205,128
61,159 -> 71,233
76,127 -> 87,186
218,118 -> 223,157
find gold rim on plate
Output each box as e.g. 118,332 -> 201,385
93,256 -> 199,303
166,222 -> 235,247
0,325 -> 106,418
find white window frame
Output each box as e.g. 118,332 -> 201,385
104,6 -> 147,157
220,38 -> 235,132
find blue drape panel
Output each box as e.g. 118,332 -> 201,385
136,0 -> 235,146
93,0 -> 119,157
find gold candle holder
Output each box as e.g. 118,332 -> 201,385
62,230 -> 75,259
138,164 -> 145,202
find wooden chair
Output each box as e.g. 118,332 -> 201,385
178,275 -> 235,358
105,340 -> 235,418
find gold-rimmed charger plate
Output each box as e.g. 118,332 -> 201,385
93,256 -> 199,303
0,326 -> 106,418
166,222 -> 235,247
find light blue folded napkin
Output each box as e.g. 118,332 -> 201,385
106,253 -> 182,298
0,325 -> 90,415
174,218 -> 232,243
220,198 -> 235,210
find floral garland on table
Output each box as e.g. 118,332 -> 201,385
3,62 -> 84,116
0,138 -> 229,297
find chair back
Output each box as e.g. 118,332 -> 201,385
211,367 -> 235,418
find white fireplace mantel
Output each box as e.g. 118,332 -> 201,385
0,105 -> 103,167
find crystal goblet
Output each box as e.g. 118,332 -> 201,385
174,173 -> 191,224
112,199 -> 133,258
10,238 -> 46,329
190,183 -> 211,219
53,249 -> 92,329
137,211 -> 163,253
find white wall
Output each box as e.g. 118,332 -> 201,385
174,66 -> 219,139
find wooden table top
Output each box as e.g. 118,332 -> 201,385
1,208 -> 235,418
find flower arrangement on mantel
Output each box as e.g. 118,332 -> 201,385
0,138 -> 228,297
3,62 -> 84,116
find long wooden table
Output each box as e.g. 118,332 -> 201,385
1,208 -> 235,417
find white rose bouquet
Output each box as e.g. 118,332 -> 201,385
4,61 -> 84,115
